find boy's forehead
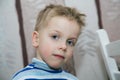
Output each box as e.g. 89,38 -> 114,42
47,16 -> 80,28
45,16 -> 80,36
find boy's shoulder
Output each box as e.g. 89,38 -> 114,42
11,64 -> 33,80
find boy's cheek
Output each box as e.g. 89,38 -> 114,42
41,44 -> 52,55
68,50 -> 73,58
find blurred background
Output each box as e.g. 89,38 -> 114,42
0,0 -> 120,80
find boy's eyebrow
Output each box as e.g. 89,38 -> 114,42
67,35 -> 78,40
49,30 -> 61,34
68,36 -> 77,39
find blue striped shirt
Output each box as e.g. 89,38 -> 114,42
12,58 -> 79,80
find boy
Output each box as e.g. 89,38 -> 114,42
12,4 -> 85,80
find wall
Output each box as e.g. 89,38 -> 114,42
0,0 -> 23,80
99,0 -> 120,41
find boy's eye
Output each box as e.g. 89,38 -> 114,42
67,40 -> 75,46
51,35 -> 59,40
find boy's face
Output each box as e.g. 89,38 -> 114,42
32,16 -> 80,69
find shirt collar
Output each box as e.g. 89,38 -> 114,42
32,58 -> 62,73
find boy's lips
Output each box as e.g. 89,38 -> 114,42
53,54 -> 65,59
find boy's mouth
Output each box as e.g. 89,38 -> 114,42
53,54 -> 65,59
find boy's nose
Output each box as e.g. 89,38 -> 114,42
59,42 -> 67,51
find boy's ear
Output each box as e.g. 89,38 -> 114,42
32,31 -> 39,48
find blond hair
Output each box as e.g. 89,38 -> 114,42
35,4 -> 85,32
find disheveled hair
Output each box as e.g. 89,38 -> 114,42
35,4 -> 85,32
